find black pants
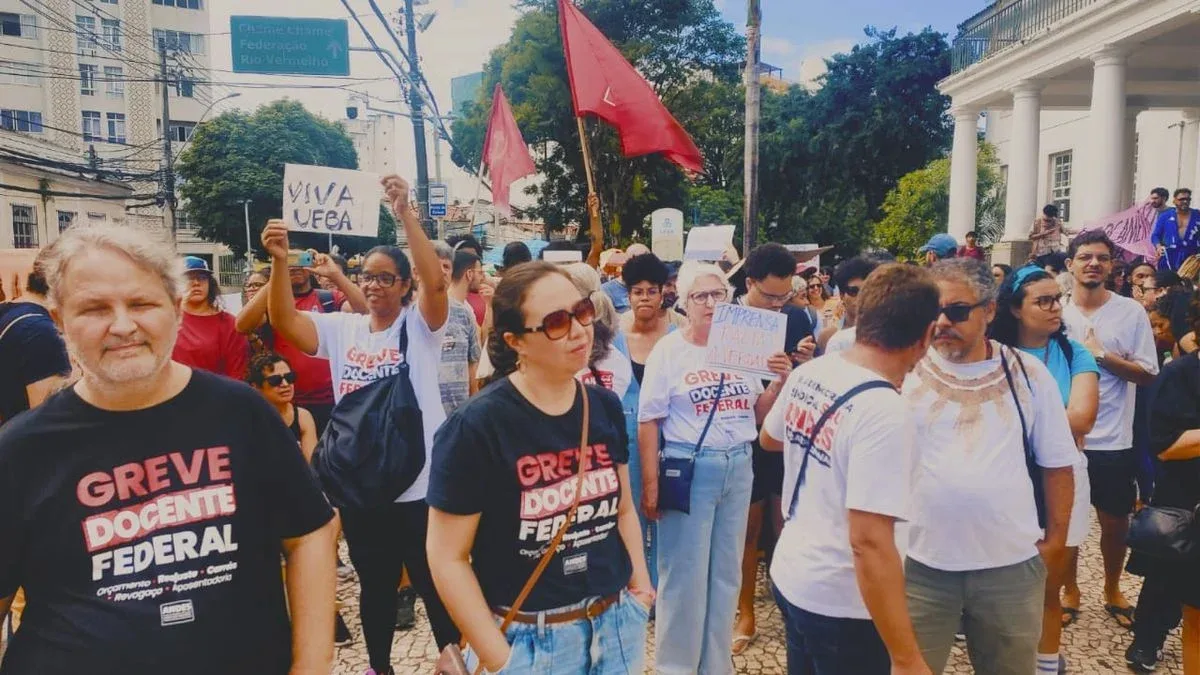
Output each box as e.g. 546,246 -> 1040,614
1132,569 -> 1182,652
340,500 -> 459,670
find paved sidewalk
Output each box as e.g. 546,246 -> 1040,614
332,515 -> 1184,674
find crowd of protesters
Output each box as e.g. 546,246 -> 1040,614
0,174 -> 1197,675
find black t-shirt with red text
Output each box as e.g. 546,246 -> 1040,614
427,379 -> 631,612
0,370 -> 334,675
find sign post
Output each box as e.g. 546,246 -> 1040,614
282,164 -> 383,238
230,16 -> 350,77
429,183 -> 448,218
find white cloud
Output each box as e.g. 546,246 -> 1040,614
760,36 -> 797,60
206,0 -> 520,201
793,38 -> 857,89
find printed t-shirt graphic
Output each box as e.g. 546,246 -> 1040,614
576,345 -> 633,400
638,330 -> 763,447
428,380 -> 632,612
0,371 -> 334,674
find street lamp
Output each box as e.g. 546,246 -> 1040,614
172,92 -> 242,168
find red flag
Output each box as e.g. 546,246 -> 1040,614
482,84 -> 537,216
558,0 -> 703,173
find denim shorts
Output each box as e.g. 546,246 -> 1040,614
465,590 -> 649,674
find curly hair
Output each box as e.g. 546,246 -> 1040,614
246,351 -> 287,387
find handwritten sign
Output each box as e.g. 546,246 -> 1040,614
1078,202 -> 1157,262
684,225 -> 735,262
651,208 -> 684,261
705,302 -> 787,378
283,164 -> 382,238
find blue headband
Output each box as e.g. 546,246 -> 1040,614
1008,264 -> 1046,293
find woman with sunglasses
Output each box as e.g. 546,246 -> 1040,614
427,261 -> 653,674
639,262 -> 789,675
247,352 -> 317,459
990,265 -> 1099,675
261,175 -> 459,675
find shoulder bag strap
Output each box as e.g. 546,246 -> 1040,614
690,373 -> 727,456
785,380 -> 895,520
1000,348 -> 1032,461
398,311 -> 410,364
496,380 -> 590,633
0,313 -> 37,344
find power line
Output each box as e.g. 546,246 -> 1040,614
0,181 -> 157,200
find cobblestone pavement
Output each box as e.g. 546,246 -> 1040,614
333,514 -> 1184,674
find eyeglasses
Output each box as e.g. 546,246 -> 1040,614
842,285 -> 862,297
938,300 -> 988,323
756,288 -> 796,304
1139,284 -> 1161,294
1030,293 -> 1063,311
630,286 -> 662,299
244,283 -> 265,292
1073,253 -> 1112,264
264,372 -> 297,387
688,288 -> 729,306
361,272 -> 399,288
520,297 -> 596,340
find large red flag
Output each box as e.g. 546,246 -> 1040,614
558,0 -> 704,173
482,84 -> 537,216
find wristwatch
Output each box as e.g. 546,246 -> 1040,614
1095,350 -> 1107,365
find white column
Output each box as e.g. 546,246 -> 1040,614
1003,82 -> 1041,241
948,105 -> 980,242
1120,109 -> 1139,207
1184,110 -> 1200,190
1084,46 -> 1128,222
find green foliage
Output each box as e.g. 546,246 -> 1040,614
450,0 -> 743,240
872,142 -> 1005,256
176,100 -> 390,257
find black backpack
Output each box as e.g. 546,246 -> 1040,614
312,315 -> 427,511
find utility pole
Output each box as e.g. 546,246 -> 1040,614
158,42 -> 177,244
742,0 -> 762,258
403,0 -> 433,237
242,200 -> 253,265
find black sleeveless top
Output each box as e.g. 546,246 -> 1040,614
287,406 -> 301,441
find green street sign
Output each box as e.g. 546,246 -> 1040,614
230,16 -> 350,77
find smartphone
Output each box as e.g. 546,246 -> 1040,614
287,251 -> 314,268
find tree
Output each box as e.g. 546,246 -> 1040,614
177,100 -> 392,258
872,142 -> 1005,256
450,0 -> 743,240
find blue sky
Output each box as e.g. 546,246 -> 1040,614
714,0 -> 977,85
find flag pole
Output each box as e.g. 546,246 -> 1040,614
576,116 -> 597,195
469,156 -> 486,232
576,115 -> 604,267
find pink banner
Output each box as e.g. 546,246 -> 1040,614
1078,202 -> 1158,262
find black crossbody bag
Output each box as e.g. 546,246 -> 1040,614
658,374 -> 725,514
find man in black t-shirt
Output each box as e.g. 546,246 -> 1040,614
0,259 -> 71,426
731,243 -> 816,651
0,225 -> 336,675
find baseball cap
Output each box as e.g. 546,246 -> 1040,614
183,256 -> 212,274
918,233 -> 959,259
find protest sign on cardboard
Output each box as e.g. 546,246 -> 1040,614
684,225 -> 735,262
705,302 -> 787,378
651,208 -> 684,261
283,164 -> 382,238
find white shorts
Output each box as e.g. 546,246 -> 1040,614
1066,457 -> 1091,548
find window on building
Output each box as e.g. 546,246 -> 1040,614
104,66 -> 124,95
106,112 -> 126,144
101,18 -> 121,52
58,211 -> 76,233
175,77 -> 195,98
0,12 -> 36,38
0,61 -> 41,86
1050,151 -> 1072,222
1,109 -> 44,133
12,205 -> 38,249
152,29 -> 204,54
76,15 -> 97,51
81,110 -> 101,141
88,212 -> 107,223
79,63 -> 98,95
152,0 -> 202,8
98,0 -> 118,4
168,121 -> 196,142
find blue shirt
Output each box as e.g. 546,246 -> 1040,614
1017,337 -> 1099,407
1151,209 -> 1200,271
601,279 -> 630,313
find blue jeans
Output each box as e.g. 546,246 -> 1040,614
464,591 -> 649,674
655,442 -> 753,675
623,393 -> 657,590
772,585 -> 891,675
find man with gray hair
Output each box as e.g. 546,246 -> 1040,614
0,225 -> 337,673
901,258 -> 1077,675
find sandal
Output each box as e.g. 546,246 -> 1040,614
1104,603 -> 1135,630
1060,606 -> 1079,628
732,632 -> 757,655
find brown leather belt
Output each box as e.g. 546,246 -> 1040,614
492,593 -> 620,625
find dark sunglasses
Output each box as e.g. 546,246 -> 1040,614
939,300 -> 987,323
520,297 -> 596,341
264,372 -> 297,387
842,285 -> 862,297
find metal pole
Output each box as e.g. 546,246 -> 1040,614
742,0 -> 762,258
159,42 -> 177,245
403,0 -> 433,237
243,200 -> 252,264
433,127 -> 444,184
